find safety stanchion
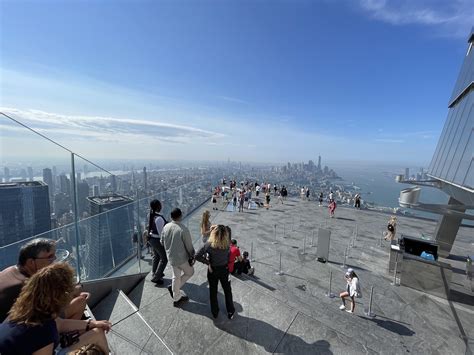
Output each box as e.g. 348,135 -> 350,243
391,253 -> 399,286
283,224 -> 286,239
273,224 -> 278,244
275,252 -> 284,275
364,286 -> 376,318
309,230 -> 314,247
341,248 -> 347,268
326,270 -> 335,298
250,242 -> 255,262
302,236 -> 307,255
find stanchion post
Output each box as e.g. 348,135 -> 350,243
326,270 -> 335,298
341,248 -> 347,268
365,285 -> 376,318
276,252 -> 284,275
302,236 -> 306,255
310,230 -> 314,247
273,224 -> 278,244
250,242 -> 255,262
391,253 -> 399,286
283,224 -> 286,239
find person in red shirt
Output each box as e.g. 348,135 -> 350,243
228,239 -> 242,274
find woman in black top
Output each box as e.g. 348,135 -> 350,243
195,225 -> 235,319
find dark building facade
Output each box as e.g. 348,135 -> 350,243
0,181 -> 51,268
84,194 -> 134,279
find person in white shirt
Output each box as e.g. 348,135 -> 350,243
339,268 -> 361,314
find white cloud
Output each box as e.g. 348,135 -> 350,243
375,138 -> 405,143
357,0 -> 474,37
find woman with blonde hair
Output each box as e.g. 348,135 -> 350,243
195,225 -> 235,319
200,210 -> 211,243
0,262 -> 111,355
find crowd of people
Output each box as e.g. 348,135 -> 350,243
0,181 -> 371,354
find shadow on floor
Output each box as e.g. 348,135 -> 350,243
180,299 -> 333,354
335,217 -> 356,222
361,316 -> 415,336
236,274 -> 277,291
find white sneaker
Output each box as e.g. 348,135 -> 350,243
346,310 -> 353,314
339,305 -> 346,310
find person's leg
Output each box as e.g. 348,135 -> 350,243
179,261 -> 194,289
208,270 -> 219,317
155,241 -> 168,281
339,291 -> 349,309
171,265 -> 183,302
63,328 -> 109,354
219,270 -> 235,315
63,294 -> 89,320
350,295 -> 355,312
148,238 -> 161,276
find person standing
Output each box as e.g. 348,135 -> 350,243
147,199 -> 168,285
339,268 -> 361,314
200,210 -> 211,243
195,225 -> 235,319
319,192 -> 324,206
161,208 -> 195,307
329,199 -> 337,218
354,193 -> 361,209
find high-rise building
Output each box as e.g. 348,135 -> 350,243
92,185 -> 100,196
76,172 -> 81,181
85,194 -> 134,279
77,181 -> 90,215
0,182 -> 51,266
59,174 -> 71,197
3,167 -> 10,182
318,156 -> 322,171
143,167 -> 147,192
405,168 -> 410,180
42,168 -> 54,202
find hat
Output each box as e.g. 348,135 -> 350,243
347,268 -> 354,274
344,272 -> 351,278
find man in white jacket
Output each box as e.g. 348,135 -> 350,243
161,208 -> 195,307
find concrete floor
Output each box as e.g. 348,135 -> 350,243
97,197 -> 474,354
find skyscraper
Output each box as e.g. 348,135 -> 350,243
143,167 -> 147,192
85,194 -> 134,279
3,167 -> 10,182
318,156 -> 322,171
59,174 -> 71,197
42,168 -> 54,202
0,181 -> 51,267
405,168 -> 410,180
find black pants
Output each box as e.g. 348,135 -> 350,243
149,237 -> 168,280
208,266 -> 235,316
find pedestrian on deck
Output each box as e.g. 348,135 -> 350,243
265,191 -> 271,209
161,208 -> 195,307
306,188 -> 310,200
383,216 -> 397,241
319,192 -> 324,206
195,225 -> 236,319
354,193 -> 361,209
200,210 -> 211,244
147,199 -> 168,285
339,268 -> 361,314
329,200 -> 337,218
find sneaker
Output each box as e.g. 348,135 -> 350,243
173,296 -> 189,307
346,310 -> 353,314
227,311 -> 235,320
167,285 -> 173,299
212,312 -> 219,319
151,278 -> 164,285
339,305 -> 346,310
180,295 -> 189,302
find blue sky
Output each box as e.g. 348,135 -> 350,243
0,0 -> 472,165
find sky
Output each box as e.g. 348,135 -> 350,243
0,0 -> 472,165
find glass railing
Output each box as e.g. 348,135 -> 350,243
0,111 -> 214,280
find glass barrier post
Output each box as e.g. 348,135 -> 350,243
70,153 -> 82,281
136,191 -> 141,273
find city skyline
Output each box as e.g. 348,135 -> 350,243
1,1 -> 473,164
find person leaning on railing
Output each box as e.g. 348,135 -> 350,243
0,262 -> 111,355
0,239 -> 89,323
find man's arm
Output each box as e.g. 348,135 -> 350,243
195,244 -> 209,265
